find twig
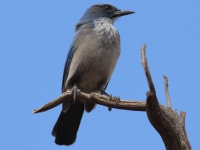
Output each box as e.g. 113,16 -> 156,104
164,75 -> 172,107
141,44 -> 156,95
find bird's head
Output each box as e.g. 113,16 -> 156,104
79,4 -> 134,24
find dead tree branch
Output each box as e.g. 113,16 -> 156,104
32,91 -> 146,114
141,44 -> 191,150
164,75 -> 172,107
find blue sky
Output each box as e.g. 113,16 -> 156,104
1,1 -> 199,149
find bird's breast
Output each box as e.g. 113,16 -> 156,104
92,20 -> 120,44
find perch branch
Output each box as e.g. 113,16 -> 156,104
32,91 -> 146,114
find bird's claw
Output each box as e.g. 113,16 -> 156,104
108,107 -> 112,111
101,91 -> 112,110
109,94 -> 120,105
107,94 -> 120,111
101,91 -> 120,110
114,96 -> 120,105
71,85 -> 81,104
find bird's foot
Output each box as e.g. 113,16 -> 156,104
101,91 -> 112,111
108,107 -> 112,111
103,93 -> 121,111
71,85 -> 81,104
108,94 -> 120,105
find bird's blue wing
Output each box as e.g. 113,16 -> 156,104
62,22 -> 110,94
62,45 -> 76,93
61,25 -> 83,93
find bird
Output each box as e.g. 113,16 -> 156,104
52,3 -> 134,146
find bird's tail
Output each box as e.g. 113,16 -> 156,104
52,100 -> 84,145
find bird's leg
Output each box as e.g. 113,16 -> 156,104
101,91 -> 112,111
71,85 -> 81,104
101,91 -> 110,96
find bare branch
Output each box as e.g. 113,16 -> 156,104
141,44 -> 156,95
141,44 -> 191,150
164,75 -> 172,107
146,92 -> 178,150
180,112 -> 192,149
32,91 -> 146,114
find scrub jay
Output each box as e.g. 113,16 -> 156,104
52,4 -> 134,145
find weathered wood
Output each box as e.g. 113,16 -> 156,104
32,91 -> 146,114
141,44 -> 191,150
164,75 -> 172,107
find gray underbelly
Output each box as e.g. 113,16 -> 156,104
77,54 -> 113,92
65,25 -> 121,93
76,47 -> 119,93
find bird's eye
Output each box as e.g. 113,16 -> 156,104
105,5 -> 111,10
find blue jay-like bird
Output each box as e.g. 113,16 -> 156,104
52,4 -> 134,145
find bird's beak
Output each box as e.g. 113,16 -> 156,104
112,10 -> 135,18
